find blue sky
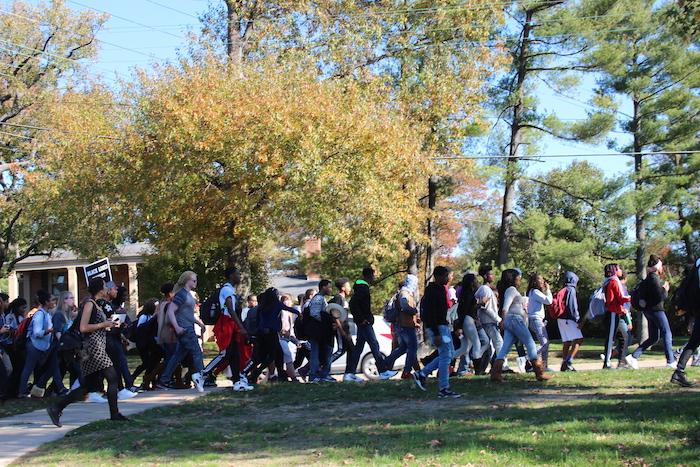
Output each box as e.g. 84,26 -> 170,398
59,1 -> 633,178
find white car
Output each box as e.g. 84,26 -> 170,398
330,316 -> 405,379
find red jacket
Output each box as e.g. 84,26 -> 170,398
604,277 -> 631,315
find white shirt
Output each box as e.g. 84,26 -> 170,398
527,288 -> 553,320
218,283 -> 237,318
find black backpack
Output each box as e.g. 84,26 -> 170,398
630,280 -> 646,311
200,288 -> 223,325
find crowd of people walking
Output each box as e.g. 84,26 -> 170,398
0,255 -> 698,427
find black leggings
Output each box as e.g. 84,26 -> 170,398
57,366 -> 120,419
249,331 -> 279,381
678,316 -> 700,371
132,341 -> 163,381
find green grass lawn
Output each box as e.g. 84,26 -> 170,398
15,367 -> 700,466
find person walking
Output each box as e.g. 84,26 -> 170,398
558,272 -> 584,371
526,273 -> 553,371
626,255 -> 675,369
156,271 -> 207,392
47,277 -> 129,426
671,258 -> 700,387
383,274 -> 421,380
346,267 -> 395,381
476,265 -> 506,372
18,290 -> 67,398
602,264 -> 632,369
490,269 -> 552,383
413,266 -> 461,398
452,273 -> 487,374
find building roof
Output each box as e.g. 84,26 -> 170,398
269,274 -> 321,299
12,242 -> 154,272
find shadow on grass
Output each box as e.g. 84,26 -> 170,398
19,370 -> 700,466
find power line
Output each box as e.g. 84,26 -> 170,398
0,9 -> 160,60
67,1 -> 186,40
434,150 -> 700,160
143,0 -> 200,20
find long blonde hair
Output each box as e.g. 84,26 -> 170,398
173,271 -> 197,294
55,290 -> 74,322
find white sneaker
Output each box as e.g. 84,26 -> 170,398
117,388 -> 137,400
378,370 -> 398,380
239,374 -> 249,385
692,356 -> 700,367
87,392 -> 107,403
516,356 -> 527,373
625,354 -> 639,370
232,380 -> 253,391
192,372 -> 205,393
667,361 -> 677,370
343,373 -> 365,382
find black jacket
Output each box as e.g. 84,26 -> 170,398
642,271 -> 668,311
349,281 -> 374,325
421,283 -> 448,333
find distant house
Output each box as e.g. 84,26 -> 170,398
7,242 -> 153,312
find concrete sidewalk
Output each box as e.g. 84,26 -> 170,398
0,386 -> 223,467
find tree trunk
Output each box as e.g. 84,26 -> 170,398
225,0 -> 244,68
227,241 -> 251,297
497,10 -> 533,266
405,239 -> 419,276
632,96 -> 648,343
425,176 -> 438,283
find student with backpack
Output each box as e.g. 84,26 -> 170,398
130,299 -> 163,390
602,264 -> 632,369
304,280 -> 337,383
330,278 -> 358,381
671,259 -> 700,387
383,274 -> 420,380
18,290 -> 68,398
625,255 -> 676,370
553,272 -> 583,372
413,266 -> 461,398
526,273 -> 553,371
206,268 -> 251,391
47,277 -> 129,427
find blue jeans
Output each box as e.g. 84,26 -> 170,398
497,314 -> 538,361
309,340 -> 333,380
528,316 -> 549,365
482,322 -> 503,362
454,316 -> 484,362
347,324 -> 385,374
159,329 -> 204,384
384,326 -> 418,374
633,310 -> 675,363
419,325 -> 453,391
19,342 -> 64,394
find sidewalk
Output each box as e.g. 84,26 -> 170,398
0,386 -> 224,467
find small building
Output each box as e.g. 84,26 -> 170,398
7,242 -> 153,312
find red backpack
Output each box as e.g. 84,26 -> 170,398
547,288 -> 568,320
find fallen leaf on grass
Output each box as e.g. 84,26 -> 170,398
383,423 -> 392,429
427,439 -> 442,448
519,446 -> 535,452
617,444 -> 630,452
403,453 -> 416,461
313,450 -> 323,457
622,457 -> 650,467
132,439 -> 146,450
479,450 -> 487,455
